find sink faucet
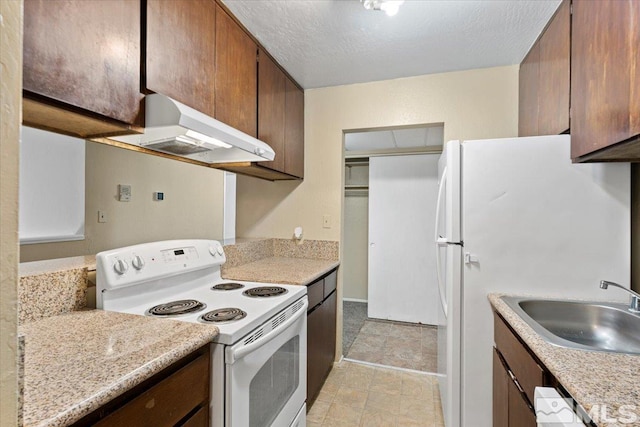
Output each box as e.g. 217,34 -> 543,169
600,280 -> 640,313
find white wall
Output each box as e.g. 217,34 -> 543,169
20,141 -> 225,261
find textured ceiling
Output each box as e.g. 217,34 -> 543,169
222,0 -> 562,89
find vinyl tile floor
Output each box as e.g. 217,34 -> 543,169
308,360 -> 444,427
346,319 -> 439,373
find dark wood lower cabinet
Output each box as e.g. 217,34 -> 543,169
493,349 -> 509,427
493,312 -> 548,427
306,269 -> 338,405
72,346 -> 210,427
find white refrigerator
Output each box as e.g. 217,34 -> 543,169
434,135 -> 630,427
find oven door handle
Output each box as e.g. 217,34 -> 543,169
226,298 -> 309,364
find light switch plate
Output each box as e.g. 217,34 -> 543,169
323,214 -> 331,229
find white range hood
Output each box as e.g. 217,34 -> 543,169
111,94 -> 275,164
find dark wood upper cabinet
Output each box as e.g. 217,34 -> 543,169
23,0 -> 143,137
284,78 -> 305,178
258,49 -> 287,173
518,0 -> 569,138
537,0 -> 570,136
518,43 -> 540,137
215,4 -> 258,137
146,0 -> 216,118
571,0 -> 640,161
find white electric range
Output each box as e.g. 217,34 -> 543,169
96,239 -> 308,427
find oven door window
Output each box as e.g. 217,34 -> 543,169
225,308 -> 306,427
250,336 -> 299,427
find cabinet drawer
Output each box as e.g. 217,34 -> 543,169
323,270 -> 337,298
94,351 -> 209,427
307,279 -> 324,310
494,312 -> 545,404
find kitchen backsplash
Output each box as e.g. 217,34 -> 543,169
222,238 -> 339,273
18,256 -> 94,324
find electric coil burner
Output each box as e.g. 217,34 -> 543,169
211,282 -> 245,291
146,299 -> 206,317
199,307 -> 247,324
243,286 -> 288,298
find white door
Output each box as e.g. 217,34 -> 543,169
368,154 -> 440,324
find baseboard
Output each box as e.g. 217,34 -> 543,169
342,298 -> 368,303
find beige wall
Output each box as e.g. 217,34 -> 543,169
1,0 -> 22,424
343,194 -> 369,301
237,65 -> 519,240
237,65 -> 520,356
20,142 -> 225,262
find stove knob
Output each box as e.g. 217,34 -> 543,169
113,259 -> 129,275
131,255 -> 145,270
209,246 -> 217,257
216,245 -> 224,256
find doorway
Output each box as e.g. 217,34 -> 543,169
342,124 -> 443,373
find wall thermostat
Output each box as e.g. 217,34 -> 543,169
153,192 -> 164,201
118,184 -> 131,202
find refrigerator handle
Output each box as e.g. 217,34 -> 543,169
435,167 -> 448,315
434,166 -> 447,244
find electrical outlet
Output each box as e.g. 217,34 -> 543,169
323,214 -> 331,229
98,210 -> 107,223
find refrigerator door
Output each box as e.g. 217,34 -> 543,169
459,135 -> 630,427
437,243 -> 462,427
436,141 -> 463,427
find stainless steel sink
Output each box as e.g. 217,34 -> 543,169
501,296 -> 640,354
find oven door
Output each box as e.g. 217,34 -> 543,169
225,297 -> 308,427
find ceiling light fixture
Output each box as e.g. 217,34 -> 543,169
361,0 -> 404,17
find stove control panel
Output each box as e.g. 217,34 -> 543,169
96,240 -> 227,295
161,246 -> 198,263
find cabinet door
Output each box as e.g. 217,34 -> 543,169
23,0 -> 142,124
493,349 -> 509,427
538,0 -> 570,135
258,50 -> 286,173
146,0 -> 216,117
284,78 -> 304,178
571,0 -> 640,159
307,305 -> 325,404
215,5 -> 258,137
507,379 -> 537,427
518,43 -> 540,137
321,291 -> 337,372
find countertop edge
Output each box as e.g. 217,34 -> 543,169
222,258 -> 340,286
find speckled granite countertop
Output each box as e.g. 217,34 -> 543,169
20,310 -> 218,427
489,294 -> 640,426
222,257 -> 339,285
